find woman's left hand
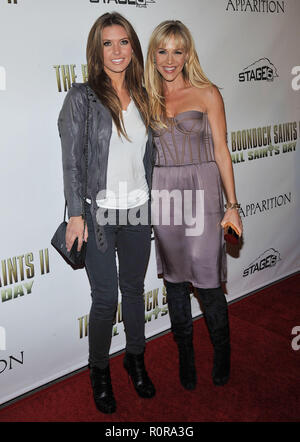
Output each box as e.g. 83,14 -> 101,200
220,209 -> 243,236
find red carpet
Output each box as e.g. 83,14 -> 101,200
0,273 -> 299,422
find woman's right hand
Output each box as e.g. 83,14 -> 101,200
66,216 -> 88,252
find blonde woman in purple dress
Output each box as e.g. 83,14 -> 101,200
145,21 -> 242,389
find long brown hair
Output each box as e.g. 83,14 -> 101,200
145,20 -> 212,129
87,12 -> 149,138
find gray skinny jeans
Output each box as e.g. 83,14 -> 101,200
84,202 -> 151,369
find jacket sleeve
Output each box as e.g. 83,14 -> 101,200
58,86 -> 87,218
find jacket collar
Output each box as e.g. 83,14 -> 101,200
72,82 -> 152,139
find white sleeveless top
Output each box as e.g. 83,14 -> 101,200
97,100 -> 149,209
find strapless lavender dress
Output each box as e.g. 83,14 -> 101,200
151,111 -> 227,289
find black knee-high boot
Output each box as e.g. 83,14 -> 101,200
196,287 -> 230,386
165,280 -> 197,390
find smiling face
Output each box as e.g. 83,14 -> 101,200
102,24 -> 133,77
155,35 -> 187,83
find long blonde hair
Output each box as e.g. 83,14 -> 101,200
145,20 -> 212,128
87,12 -> 149,138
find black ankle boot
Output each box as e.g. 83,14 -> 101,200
177,338 -> 197,390
89,365 -> 116,414
123,351 -> 155,398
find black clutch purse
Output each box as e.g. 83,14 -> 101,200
51,85 -> 89,269
51,210 -> 87,268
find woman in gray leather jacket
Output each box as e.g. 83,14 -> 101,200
58,12 -> 155,414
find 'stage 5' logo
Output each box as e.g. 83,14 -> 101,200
243,248 -> 281,277
239,58 -> 279,82
90,0 -> 156,7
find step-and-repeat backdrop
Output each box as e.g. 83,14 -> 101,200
0,0 -> 299,405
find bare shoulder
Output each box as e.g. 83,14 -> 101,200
188,84 -> 223,113
203,84 -> 224,112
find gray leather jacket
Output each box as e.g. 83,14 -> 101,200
58,82 -> 154,252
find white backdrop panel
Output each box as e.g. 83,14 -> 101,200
0,0 -> 299,405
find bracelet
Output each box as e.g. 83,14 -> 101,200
225,202 -> 241,210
